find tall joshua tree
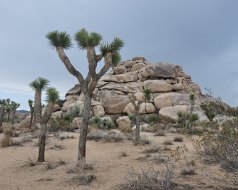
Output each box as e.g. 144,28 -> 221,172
29,77 -> 49,124
10,101 -> 20,125
47,29 -> 124,162
28,99 -> 34,129
38,87 -> 59,162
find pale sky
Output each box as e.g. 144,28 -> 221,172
1,0 -> 238,110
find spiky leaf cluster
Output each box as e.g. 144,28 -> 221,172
75,29 -> 102,49
99,37 -> 124,65
46,31 -> 72,49
46,87 -> 59,104
29,77 -> 49,91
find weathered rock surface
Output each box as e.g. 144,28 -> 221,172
143,80 -> 173,93
116,116 -> 131,129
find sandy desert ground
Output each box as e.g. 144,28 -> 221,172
0,130 -> 237,190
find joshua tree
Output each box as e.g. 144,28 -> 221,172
38,87 -> 59,162
0,99 -> 6,126
10,101 -> 20,125
47,29 -> 124,162
29,77 -> 49,124
28,99 -> 34,129
129,93 -> 144,145
5,99 -> 11,123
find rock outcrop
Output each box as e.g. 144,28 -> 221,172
59,57 -> 209,125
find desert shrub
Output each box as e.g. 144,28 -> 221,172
119,165 -> 174,190
119,151 -> 128,158
143,88 -> 152,102
71,175 -> 96,186
24,158 -> 37,167
201,101 -> 226,121
174,136 -> 183,142
142,145 -> 160,154
0,135 -> 12,147
163,140 -> 173,145
194,125 -> 238,184
87,129 -> 124,142
4,127 -> 13,137
103,130 -> 125,142
133,135 -> 151,145
64,106 -> 81,122
177,112 -> 199,128
89,116 -> 115,130
141,114 -> 160,125
180,168 -> 196,176
49,116 -> 72,132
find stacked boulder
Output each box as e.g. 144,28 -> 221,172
61,57 -> 208,125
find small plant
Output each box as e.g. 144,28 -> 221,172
119,165 -> 174,190
0,136 -> 12,147
142,145 -> 160,154
46,162 -> 56,170
119,151 -> 128,158
163,140 -> 173,145
143,88 -> 152,102
4,127 -> 13,137
25,158 -> 37,167
180,168 -> 196,176
71,175 -> 96,186
174,136 -> 183,142
89,117 -> 115,130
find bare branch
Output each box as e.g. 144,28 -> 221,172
56,47 -> 85,85
97,53 -> 112,80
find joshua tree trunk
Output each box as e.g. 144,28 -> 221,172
37,104 -> 52,162
78,93 -> 92,161
0,108 -> 4,127
11,110 -> 16,125
37,123 -> 47,162
7,111 -> 10,123
29,112 -> 33,129
34,90 -> 42,124
134,110 -> 141,145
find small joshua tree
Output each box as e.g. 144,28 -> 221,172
29,77 -> 49,124
47,29 -> 124,162
129,93 -> 144,145
28,99 -> 34,129
37,87 -> 59,162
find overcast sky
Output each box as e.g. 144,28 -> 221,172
1,0 -> 238,110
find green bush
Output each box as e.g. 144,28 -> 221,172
194,125 -> 238,184
89,117 -> 115,130
201,102 -> 226,121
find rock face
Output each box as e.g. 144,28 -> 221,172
61,57 -> 209,124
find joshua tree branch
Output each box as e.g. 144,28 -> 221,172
56,47 -> 85,85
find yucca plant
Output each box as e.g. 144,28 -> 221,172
47,28 -> 124,163
29,77 -> 49,124
10,101 -> 20,125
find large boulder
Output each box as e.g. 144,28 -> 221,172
92,105 -> 105,117
116,116 -> 131,129
139,102 -> 156,114
143,80 -> 173,93
139,63 -> 176,81
65,84 -> 81,96
159,105 -> 189,123
154,93 -> 190,109
99,91 -> 130,114
102,72 -> 138,83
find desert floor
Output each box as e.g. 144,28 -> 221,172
0,131 -> 237,190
